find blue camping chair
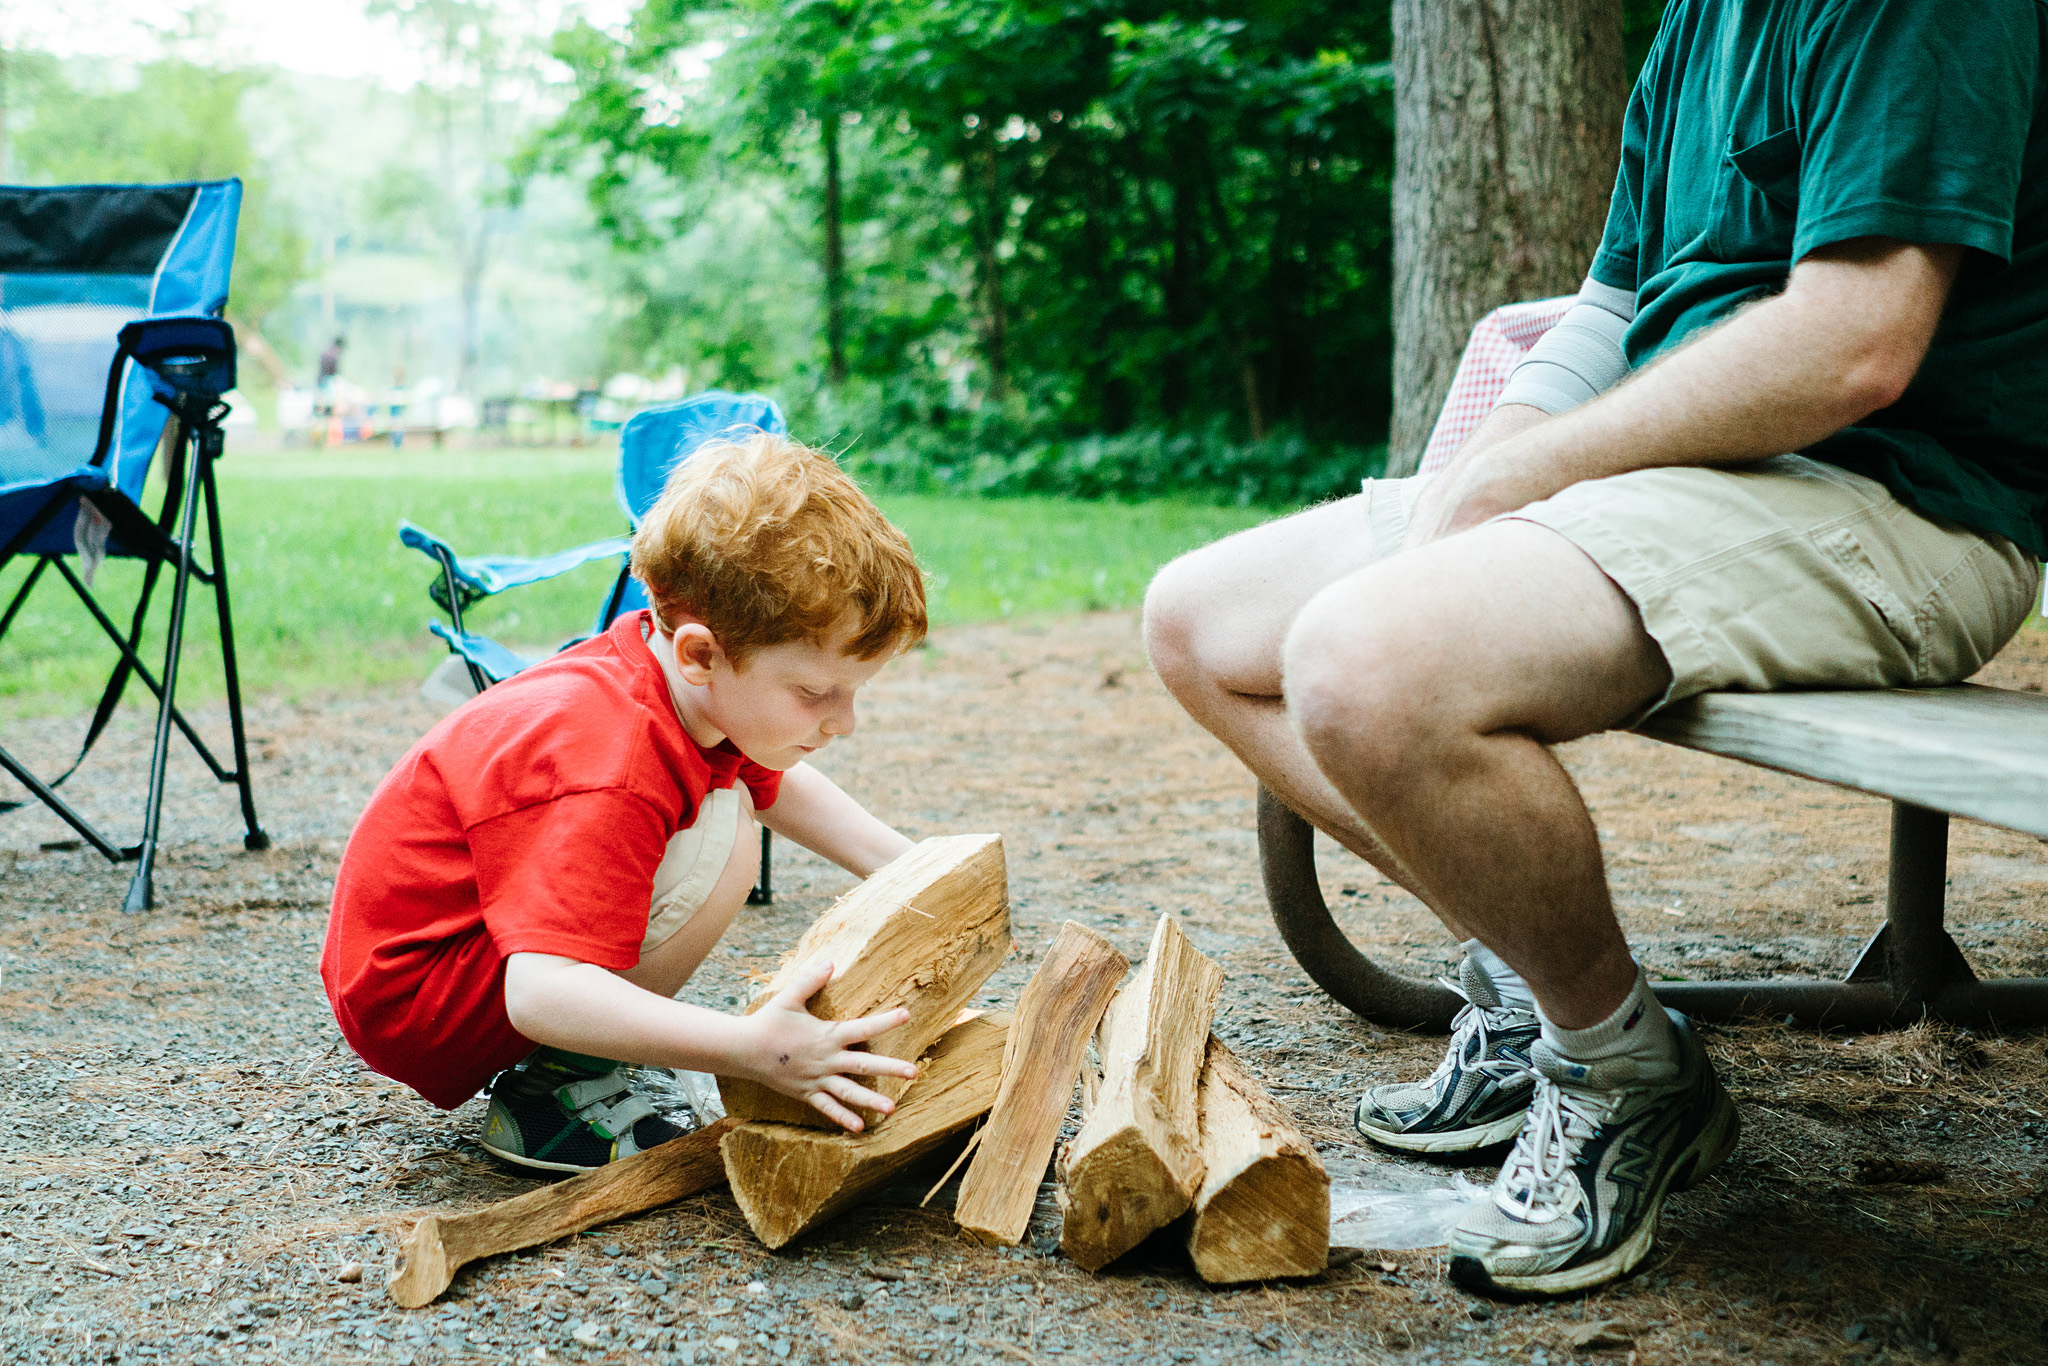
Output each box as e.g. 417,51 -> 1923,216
0,180 -> 267,911
400,390 -> 786,902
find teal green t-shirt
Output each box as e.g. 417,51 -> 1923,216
1592,0 -> 2048,559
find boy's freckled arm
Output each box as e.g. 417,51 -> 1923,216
756,761 -> 914,878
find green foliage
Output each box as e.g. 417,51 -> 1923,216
0,449 -> 1267,716
541,0 -> 1397,472
842,417 -> 1381,507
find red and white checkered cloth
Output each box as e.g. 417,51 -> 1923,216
1417,296 -> 1575,475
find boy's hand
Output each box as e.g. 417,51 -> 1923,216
741,958 -> 918,1132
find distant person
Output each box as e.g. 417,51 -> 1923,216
321,434 -> 934,1170
317,336 -> 345,389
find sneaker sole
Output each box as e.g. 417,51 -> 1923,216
1356,1107 -> 1529,1154
1449,1079 -> 1742,1299
477,1138 -> 604,1175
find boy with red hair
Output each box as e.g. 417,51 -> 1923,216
322,433 -> 931,1170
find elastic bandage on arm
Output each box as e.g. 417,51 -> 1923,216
1495,277 -> 1636,415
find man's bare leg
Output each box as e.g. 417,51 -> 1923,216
1143,493 -> 1447,917
1280,519 -> 1669,1028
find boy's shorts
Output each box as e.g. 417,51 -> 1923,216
643,787 -> 743,952
1362,453 -> 2040,718
332,788 -> 746,1109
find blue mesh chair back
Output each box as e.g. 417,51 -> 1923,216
616,390 -> 788,521
601,391 -> 788,625
0,181 -> 241,553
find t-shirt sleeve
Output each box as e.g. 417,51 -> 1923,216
470,790 -> 671,969
1590,82 -> 1647,293
1792,0 -> 2038,264
738,759 -> 783,812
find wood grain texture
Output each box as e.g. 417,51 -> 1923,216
1638,684 -> 2048,836
1058,914 -> 1224,1271
722,1013 -> 1011,1250
718,833 -> 1011,1128
1184,1038 -> 1329,1284
386,1118 -> 737,1308
954,922 -> 1129,1247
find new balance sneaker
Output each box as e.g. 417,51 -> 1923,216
1355,955 -> 1541,1152
1447,1010 -> 1740,1298
480,1049 -> 689,1173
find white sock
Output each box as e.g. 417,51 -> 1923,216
1537,962 -> 1680,1082
1463,939 -> 1537,1011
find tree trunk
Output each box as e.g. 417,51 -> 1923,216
822,109 -> 848,385
1386,0 -> 1627,476
973,141 -> 1009,401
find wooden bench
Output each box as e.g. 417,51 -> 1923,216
1258,682 -> 2048,1032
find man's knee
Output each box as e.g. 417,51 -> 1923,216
1280,574 -> 1437,785
1140,548 -> 1209,694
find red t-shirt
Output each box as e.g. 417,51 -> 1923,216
320,611 -> 781,1109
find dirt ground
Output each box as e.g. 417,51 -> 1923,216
3,613 -> 2047,1366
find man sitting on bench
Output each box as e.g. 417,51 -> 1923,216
1144,0 -> 2046,1298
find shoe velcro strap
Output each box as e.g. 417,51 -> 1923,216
573,1093 -> 658,1143
554,1072 -> 633,1113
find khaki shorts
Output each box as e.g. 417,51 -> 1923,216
1363,454 -> 2041,718
641,786 -> 743,954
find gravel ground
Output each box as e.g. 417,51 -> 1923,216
4,613 -> 2047,1366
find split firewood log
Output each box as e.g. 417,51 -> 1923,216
1057,914 -> 1222,1271
718,833 -> 1010,1129
723,1012 -> 1010,1249
954,921 -> 1129,1246
1183,1037 -> 1329,1283
386,1118 -> 737,1308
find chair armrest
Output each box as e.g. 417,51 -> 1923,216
398,520 -> 632,604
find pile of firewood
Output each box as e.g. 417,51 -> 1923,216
388,834 -> 1327,1308
717,833 -> 1329,1283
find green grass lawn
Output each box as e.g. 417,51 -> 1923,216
0,446 -> 1274,716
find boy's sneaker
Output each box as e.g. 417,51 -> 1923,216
480,1049 -> 689,1174
1447,1010 -> 1741,1298
1355,955 -> 1541,1152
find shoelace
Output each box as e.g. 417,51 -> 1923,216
1424,977 -> 1534,1088
1493,1074 -> 1619,1223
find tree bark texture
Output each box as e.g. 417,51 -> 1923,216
1386,0 -> 1627,476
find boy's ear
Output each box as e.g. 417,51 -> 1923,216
671,623 -> 723,684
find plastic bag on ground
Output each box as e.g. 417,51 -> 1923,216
1328,1173 -> 1489,1251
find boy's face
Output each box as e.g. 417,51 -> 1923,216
662,617 -> 891,770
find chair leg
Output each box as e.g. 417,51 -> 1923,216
748,827 -> 774,906
0,743 -> 125,862
124,435 -> 208,913
0,556 -> 50,641
199,448 -> 268,851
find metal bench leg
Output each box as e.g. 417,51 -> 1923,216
1260,789 -> 2048,1033
1257,786 -> 1461,1032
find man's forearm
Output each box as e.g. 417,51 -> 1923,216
1414,238 -> 1962,541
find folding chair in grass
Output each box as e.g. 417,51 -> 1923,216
399,390 -> 786,902
0,180 -> 267,911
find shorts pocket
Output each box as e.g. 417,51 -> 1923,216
1814,526 -> 1926,672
